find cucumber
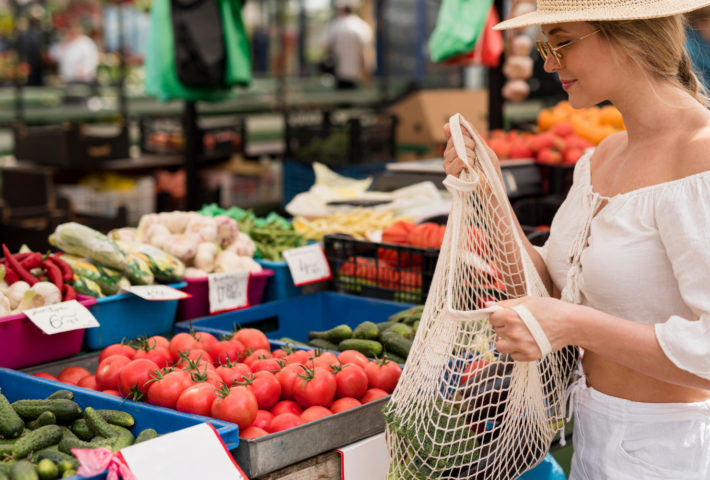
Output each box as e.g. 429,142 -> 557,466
352,321 -> 379,340
387,305 -> 423,323
97,410 -> 134,429
337,339 -> 383,358
279,337 -> 309,348
0,472 -> 7,480
60,470 -> 75,479
9,460 -> 37,480
307,339 -> 339,351
27,413 -> 56,431
308,325 -> 352,344
383,352 -> 407,364
380,331 -> 412,359
413,320 -> 419,335
12,401 -> 81,424
0,461 -> 16,476
0,392 -> 24,440
382,323 -> 413,339
69,420 -> 92,442
83,408 -> 116,439
35,459 -> 57,480
375,321 -> 395,334
57,436 -> 109,456
107,426 -> 134,451
44,392 -> 72,402
33,451 -> 77,472
135,429 -> 158,444
0,443 -> 14,457
13,426 -> 63,459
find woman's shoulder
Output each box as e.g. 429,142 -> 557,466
675,121 -> 710,178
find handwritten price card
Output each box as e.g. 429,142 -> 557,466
282,244 -> 332,286
208,271 -> 249,314
24,300 -> 100,335
123,285 -> 191,301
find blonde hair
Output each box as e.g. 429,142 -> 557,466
590,16 -> 710,107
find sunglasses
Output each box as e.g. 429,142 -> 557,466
536,30 -> 600,67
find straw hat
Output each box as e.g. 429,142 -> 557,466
494,0 -> 710,30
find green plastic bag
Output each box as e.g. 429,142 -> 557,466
428,0 -> 493,63
145,0 -> 252,101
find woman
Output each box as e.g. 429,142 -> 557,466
443,1 -> 710,478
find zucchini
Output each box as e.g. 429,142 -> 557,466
382,323 -> 413,339
107,426 -> 134,451
13,426 -> 63,459
35,459 -> 57,480
337,339 -> 383,357
0,392 -> 24,439
97,410 -> 134,429
380,331 -> 412,359
352,321 -> 379,340
27,413 -> 55,431
135,429 -> 158,444
307,339 -> 339,351
308,325 -> 352,344
69,420 -> 92,442
9,460 -> 37,480
44,393 -> 71,402
12,401 -> 81,424
33,452 -> 76,473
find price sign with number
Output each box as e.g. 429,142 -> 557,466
24,300 -> 100,335
282,244 -> 332,286
208,271 -> 250,314
123,285 -> 191,301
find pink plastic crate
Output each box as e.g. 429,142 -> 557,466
0,295 -> 97,369
176,270 -> 274,321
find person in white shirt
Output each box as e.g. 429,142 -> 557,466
443,0 -> 710,478
322,0 -> 374,89
52,20 -> 99,85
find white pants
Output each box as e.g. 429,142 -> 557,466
569,383 -> 710,479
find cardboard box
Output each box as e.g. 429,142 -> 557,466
389,89 -> 489,150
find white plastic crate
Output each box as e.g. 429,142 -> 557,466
202,162 -> 282,208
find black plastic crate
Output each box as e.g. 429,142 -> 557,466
535,162 -> 575,196
514,195 -> 563,247
323,233 -> 439,304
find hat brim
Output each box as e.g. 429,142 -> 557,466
494,0 -> 710,30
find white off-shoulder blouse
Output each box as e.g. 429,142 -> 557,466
541,149 -> 710,380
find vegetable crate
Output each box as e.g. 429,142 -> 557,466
0,296 -> 97,369
83,282 -> 187,351
536,162 -> 575,196
0,368 -> 240,480
323,233 -> 439,304
254,259 -> 302,302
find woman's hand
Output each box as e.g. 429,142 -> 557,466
442,122 -> 476,177
487,297 -> 579,361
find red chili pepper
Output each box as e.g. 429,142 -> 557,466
3,266 -> 18,284
20,253 -> 42,270
50,254 -> 74,283
0,252 -> 33,265
2,244 -> 37,285
43,259 -> 64,291
62,283 -> 76,301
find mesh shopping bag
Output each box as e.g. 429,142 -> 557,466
384,114 -> 578,480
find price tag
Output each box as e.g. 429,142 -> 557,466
24,300 -> 100,335
120,423 -> 250,480
122,285 -> 191,301
337,433 -> 387,480
282,244 -> 332,286
208,271 -> 249,314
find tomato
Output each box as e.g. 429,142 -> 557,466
284,349 -> 310,366
330,397 -> 361,414
337,350 -> 370,369
99,344 -> 136,364
233,328 -> 270,352
293,367 -> 337,409
195,331 -> 219,351
133,346 -> 172,369
251,410 -> 274,431
275,364 -> 302,400
216,361 -> 252,387
118,359 -> 160,400
311,352 -> 339,371
76,375 -> 98,391
169,332 -> 200,361
364,360 -> 402,393
360,388 -> 389,403
270,400 -> 303,417
300,406 -> 333,423
243,349 -> 271,367
268,413 -> 302,433
101,389 -> 121,397
239,372 -> 281,410
271,349 -> 287,359
147,335 -> 170,350
250,358 -> 284,374
191,368 -> 224,388
95,355 -> 132,391
57,366 -> 91,385
208,340 -> 246,366
175,349 -> 213,370
240,426 -> 269,439
32,372 -> 58,382
176,382 -> 218,416
147,370 -> 192,409
210,386 -> 258,429
333,364 -> 368,399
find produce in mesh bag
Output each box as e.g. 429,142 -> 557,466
116,240 -> 186,282
385,114 -> 578,480
49,223 -> 127,272
61,255 -> 129,296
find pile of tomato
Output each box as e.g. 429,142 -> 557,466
33,329 -> 403,439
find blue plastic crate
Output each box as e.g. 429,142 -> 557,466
0,368 -> 239,480
174,291 -> 412,343
84,282 -> 187,350
254,259 -> 302,302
